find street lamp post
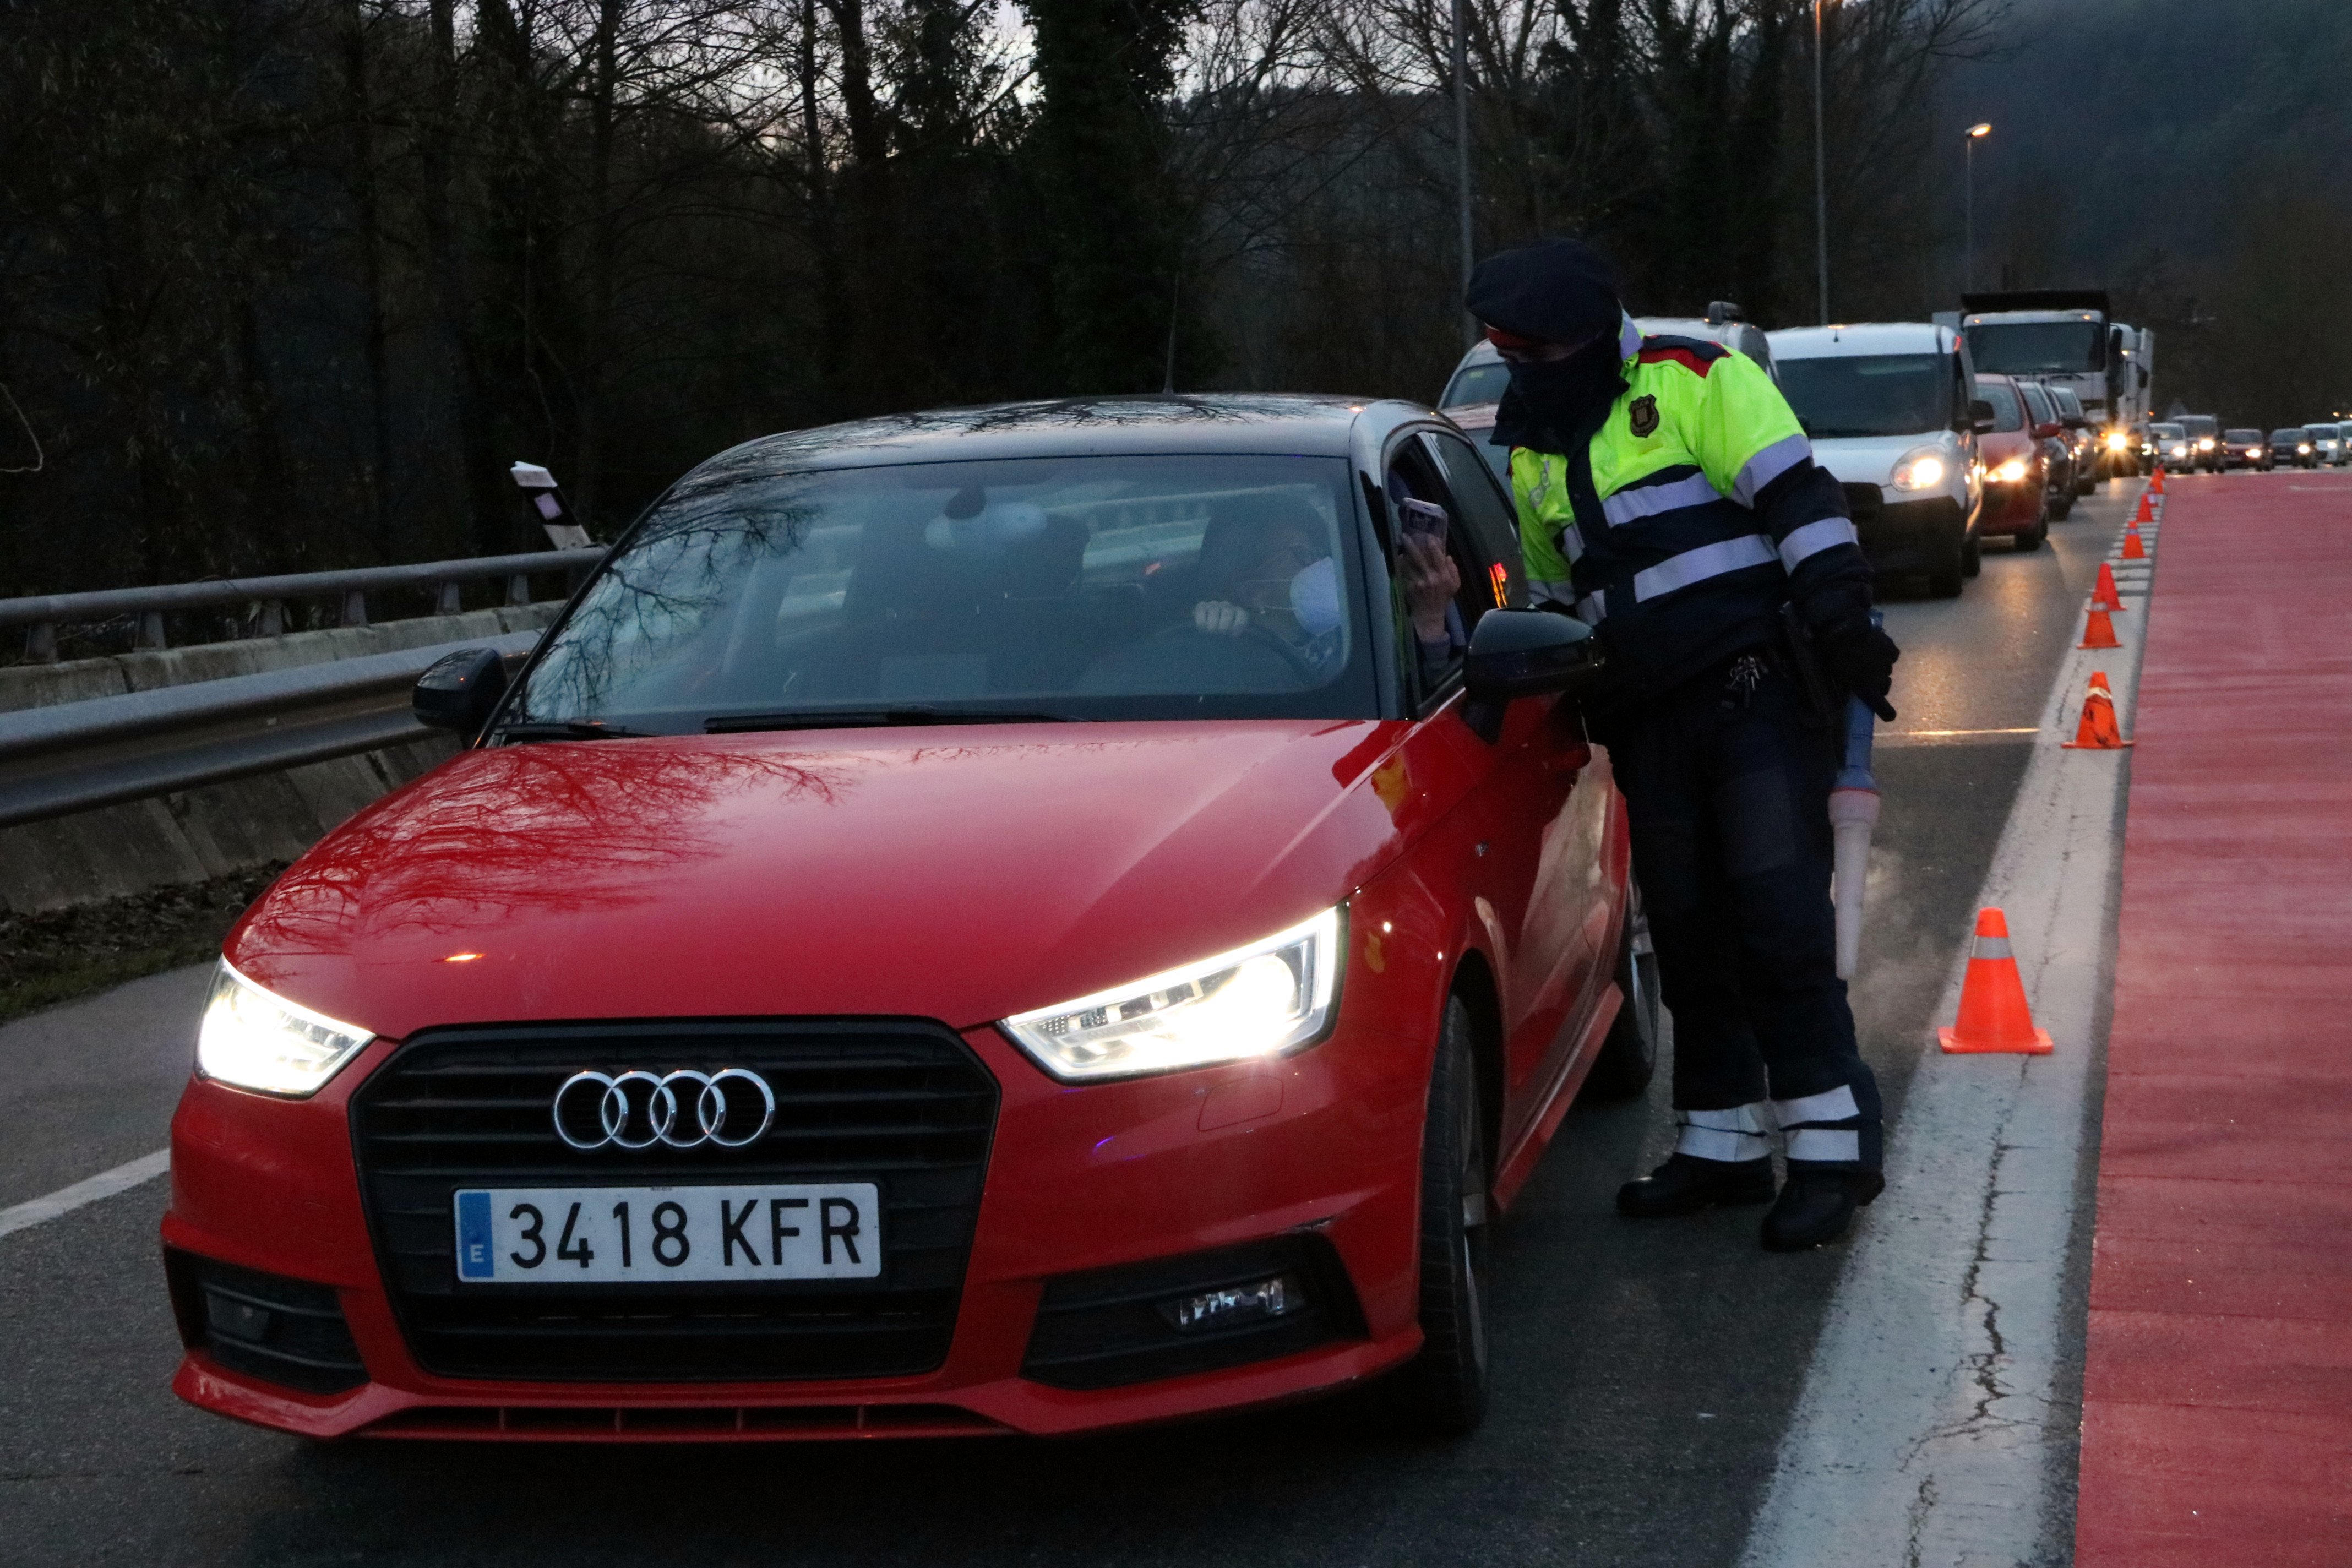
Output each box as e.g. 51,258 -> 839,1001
1814,1 -> 1831,325
1453,0 -> 1475,347
1963,122 -> 1991,293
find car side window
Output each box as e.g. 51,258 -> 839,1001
1384,438 -> 1490,713
1423,431 -> 1523,611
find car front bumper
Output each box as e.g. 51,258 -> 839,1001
1977,479 -> 2043,535
1845,491 -> 1968,575
164,993 -> 1438,1441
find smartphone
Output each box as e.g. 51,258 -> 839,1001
1398,498 -> 1450,543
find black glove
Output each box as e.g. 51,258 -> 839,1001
1816,614 -> 1900,722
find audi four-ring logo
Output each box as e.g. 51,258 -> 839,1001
551,1069 -> 776,1151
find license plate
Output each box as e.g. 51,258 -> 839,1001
452,1184 -> 881,1284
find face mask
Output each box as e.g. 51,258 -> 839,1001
1506,333 -> 1627,431
1289,556 -> 1341,636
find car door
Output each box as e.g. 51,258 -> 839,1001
1378,428 -> 1611,1153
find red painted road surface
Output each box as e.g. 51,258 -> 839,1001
2077,473 -> 2352,1565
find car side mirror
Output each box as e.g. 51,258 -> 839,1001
2033,421 -> 2062,440
1969,399 -> 1997,433
414,647 -> 509,741
1460,609 -> 1604,743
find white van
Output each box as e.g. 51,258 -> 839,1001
1765,322 -> 1985,597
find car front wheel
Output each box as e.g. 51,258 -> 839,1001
1395,995 -> 1490,1436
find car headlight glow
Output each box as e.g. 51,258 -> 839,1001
2105,431 -> 2128,450
1991,458 -> 2030,483
1890,448 -> 1947,492
2171,444 -> 2190,458
1000,907 -> 1342,1082
2197,438 -> 2215,450
2250,448 -> 2264,458
196,960 -> 375,1097
2300,444 -> 2313,454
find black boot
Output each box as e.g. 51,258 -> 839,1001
1760,1167 -> 1885,1250
1616,1153 -> 1778,1217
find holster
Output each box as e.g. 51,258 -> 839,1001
1774,602 -> 1841,729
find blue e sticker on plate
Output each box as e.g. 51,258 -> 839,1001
454,1190 -> 494,1281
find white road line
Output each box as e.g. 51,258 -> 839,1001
0,1149 -> 171,1242
1740,504 -> 2152,1567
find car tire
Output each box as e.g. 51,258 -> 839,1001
1583,881 -> 1662,1098
1396,995 -> 1491,1436
2049,492 -> 2074,521
2015,520 -> 2045,551
1961,533 -> 1983,578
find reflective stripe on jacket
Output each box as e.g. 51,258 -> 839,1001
1510,331 -> 1866,700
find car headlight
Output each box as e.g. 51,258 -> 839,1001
1890,448 -> 1947,491
2105,431 -> 2128,450
2250,448 -> 2264,458
2300,444 -> 2313,454
2198,438 -> 2214,450
1991,458 -> 2029,483
197,960 -> 375,1097
1000,908 -> 1342,1082
2171,444 -> 2190,457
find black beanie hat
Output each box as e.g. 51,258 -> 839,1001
1464,237 -> 1624,347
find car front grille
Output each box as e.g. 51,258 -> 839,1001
349,1019 -> 998,1382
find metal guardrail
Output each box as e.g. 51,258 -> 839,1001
2,546 -> 605,661
0,629 -> 542,829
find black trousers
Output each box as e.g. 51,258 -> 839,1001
1604,654 -> 1883,1170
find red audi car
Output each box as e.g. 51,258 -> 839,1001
1972,374 -> 2052,551
163,396 -> 1654,1444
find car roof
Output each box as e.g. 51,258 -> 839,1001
1768,322 -> 1959,358
680,394 -> 1413,478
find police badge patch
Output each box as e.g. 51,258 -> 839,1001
1628,394 -> 1660,438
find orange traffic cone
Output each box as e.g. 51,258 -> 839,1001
2092,561 -> 2126,611
1939,908 -> 2054,1054
2133,492 -> 2154,524
2080,606 -> 2121,649
2121,527 -> 2147,560
2150,467 -> 2166,494
2061,669 -> 2133,749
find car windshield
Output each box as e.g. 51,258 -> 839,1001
2272,431 -> 2307,443
499,454 -> 1378,736
2225,429 -> 2262,442
1775,353 -> 1952,437
1965,320 -> 2105,374
1976,380 -> 2025,431
2151,424 -> 2184,438
1441,361 -> 1511,408
2180,416 -> 2218,437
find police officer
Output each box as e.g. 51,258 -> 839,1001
1466,237 -> 1900,1250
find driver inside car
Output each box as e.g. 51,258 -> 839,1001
1191,510 -> 1461,686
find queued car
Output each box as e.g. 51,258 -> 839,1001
2046,385 -> 2100,496
1767,321 -> 1984,597
2220,428 -> 2269,470
2176,414 -> 2222,472
2149,422 -> 2190,470
162,395 -> 1663,1444
2302,424 -> 2344,466
1439,302 -> 1777,484
2017,380 -> 2076,520
1974,374 -> 2051,551
2273,428 -> 2320,469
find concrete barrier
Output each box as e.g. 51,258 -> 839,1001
0,605 -> 560,912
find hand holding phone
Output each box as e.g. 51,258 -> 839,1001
1398,498 -> 1450,542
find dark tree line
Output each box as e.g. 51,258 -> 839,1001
0,0 -> 2007,609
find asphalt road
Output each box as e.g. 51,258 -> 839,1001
0,480 -> 2139,1568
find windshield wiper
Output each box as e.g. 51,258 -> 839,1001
492,720 -> 654,743
704,706 -> 1073,734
